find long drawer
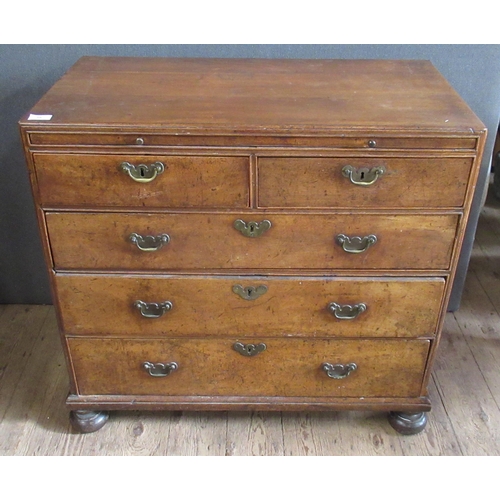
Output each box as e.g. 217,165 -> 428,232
55,274 -> 445,338
46,212 -> 459,271
67,338 -> 430,398
33,154 -> 250,208
258,156 -> 474,208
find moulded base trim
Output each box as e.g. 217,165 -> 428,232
65,393 -> 431,413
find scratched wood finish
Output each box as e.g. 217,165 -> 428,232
19,58 -> 484,133
45,212 -> 459,271
54,274 -> 445,338
34,154 -> 250,208
67,337 -> 430,398
258,156 -> 474,209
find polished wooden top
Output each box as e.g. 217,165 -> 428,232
20,57 -> 485,134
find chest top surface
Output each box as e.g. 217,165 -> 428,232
19,57 -> 484,134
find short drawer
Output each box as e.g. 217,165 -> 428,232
33,154 -> 250,208
55,274 -> 445,338
258,156 -> 474,208
67,337 -> 430,398
46,212 -> 459,271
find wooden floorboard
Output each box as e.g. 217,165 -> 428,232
227,411 -> 285,456
1,186 -> 500,456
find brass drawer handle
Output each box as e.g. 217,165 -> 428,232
129,233 -> 170,252
120,161 -> 165,183
142,361 -> 178,377
234,219 -> 271,238
233,342 -> 267,357
336,234 -> 377,253
328,302 -> 367,320
342,165 -> 386,186
134,300 -> 173,318
232,284 -> 268,300
322,362 -> 357,379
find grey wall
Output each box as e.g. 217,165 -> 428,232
2,44 -> 500,308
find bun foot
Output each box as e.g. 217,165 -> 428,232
388,411 -> 427,435
70,410 -> 109,433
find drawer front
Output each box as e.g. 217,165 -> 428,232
68,338 -> 430,398
258,157 -> 474,208
33,154 -> 250,208
56,274 -> 445,338
46,212 -> 458,271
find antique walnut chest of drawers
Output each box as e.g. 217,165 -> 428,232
19,57 -> 486,434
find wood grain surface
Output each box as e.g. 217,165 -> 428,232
258,156 -> 474,209
67,337 -> 430,398
34,154 -> 250,208
45,212 -> 459,271
54,274 -> 445,338
20,58 -> 485,133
